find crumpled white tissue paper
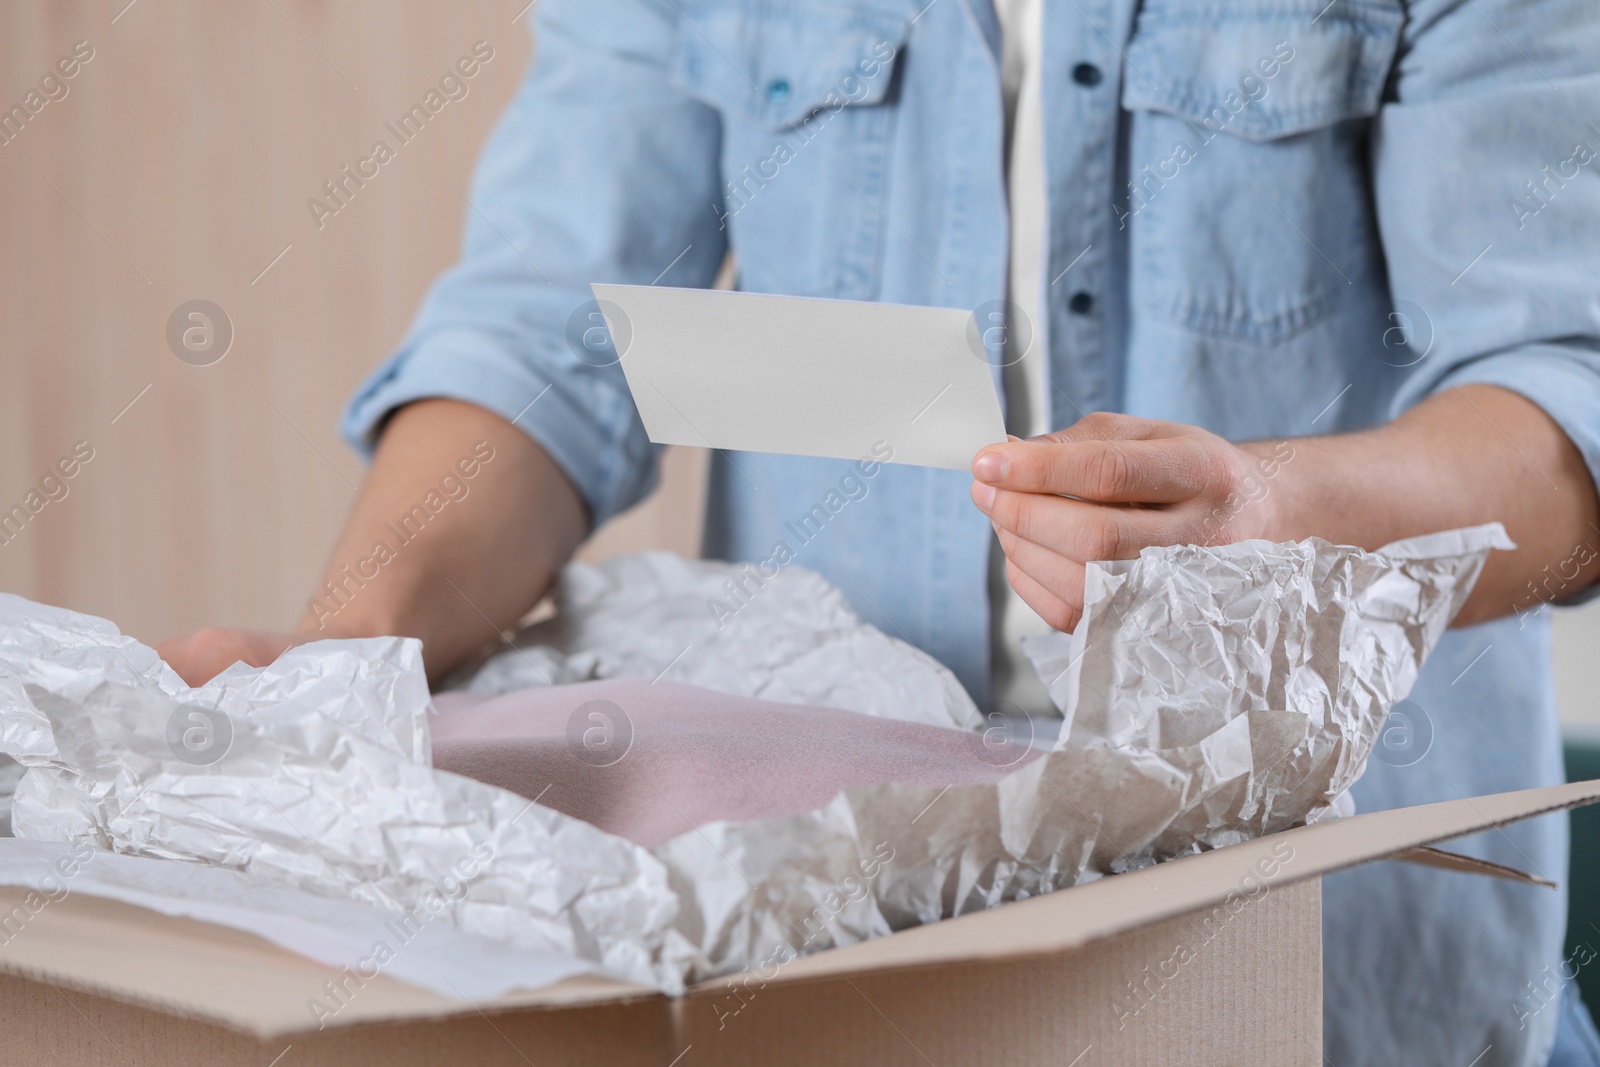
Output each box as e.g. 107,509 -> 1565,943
0,597 -> 699,991
451,551 -> 984,731
0,523 -> 1509,994
659,523 -> 1514,954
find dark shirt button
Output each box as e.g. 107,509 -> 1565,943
1068,291 -> 1095,315
765,79 -> 791,103
1072,62 -> 1102,87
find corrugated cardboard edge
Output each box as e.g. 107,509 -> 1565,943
2,779 -> 1595,1039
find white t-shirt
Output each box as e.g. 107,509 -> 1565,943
991,0 -> 1058,714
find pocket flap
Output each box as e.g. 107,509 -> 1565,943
1120,0 -> 1403,141
670,5 -> 906,130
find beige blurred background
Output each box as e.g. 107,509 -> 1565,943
1,1 -> 1595,722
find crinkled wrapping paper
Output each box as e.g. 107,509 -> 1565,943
0,605 -> 698,990
453,551 -> 985,732
0,524 -> 1509,993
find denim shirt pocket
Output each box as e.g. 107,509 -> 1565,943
1118,0 -> 1403,345
668,4 -> 909,300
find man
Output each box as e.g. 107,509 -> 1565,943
160,0 -> 1600,1062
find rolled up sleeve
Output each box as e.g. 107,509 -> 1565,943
1374,0 -> 1600,493
342,0 -> 727,526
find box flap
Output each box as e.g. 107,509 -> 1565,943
0,890 -> 651,1037
1393,845 -> 1557,887
3,779 -> 1595,1036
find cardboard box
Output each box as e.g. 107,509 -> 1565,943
3,779 -> 1597,1067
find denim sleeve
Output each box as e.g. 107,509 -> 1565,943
340,0 -> 727,526
1375,0 -> 1600,508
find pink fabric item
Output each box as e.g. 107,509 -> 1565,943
431,679 -> 1037,849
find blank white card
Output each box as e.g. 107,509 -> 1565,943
593,284 -> 1006,471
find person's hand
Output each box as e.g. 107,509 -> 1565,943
156,628 -> 303,687
970,412 -> 1294,632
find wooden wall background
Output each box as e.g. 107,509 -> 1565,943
0,0 -> 707,647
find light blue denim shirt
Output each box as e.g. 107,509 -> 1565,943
344,1 -> 1600,1062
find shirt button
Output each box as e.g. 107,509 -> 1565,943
1071,62 -> 1102,87
765,79 -> 791,103
1068,291 -> 1094,315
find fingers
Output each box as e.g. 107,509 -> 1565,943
973,436 -> 1213,502
1003,558 -> 1082,633
996,528 -> 1087,609
156,629 -> 295,688
974,479 -> 1176,632
971,483 -> 1167,562
972,412 -> 1255,633
155,633 -> 213,687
